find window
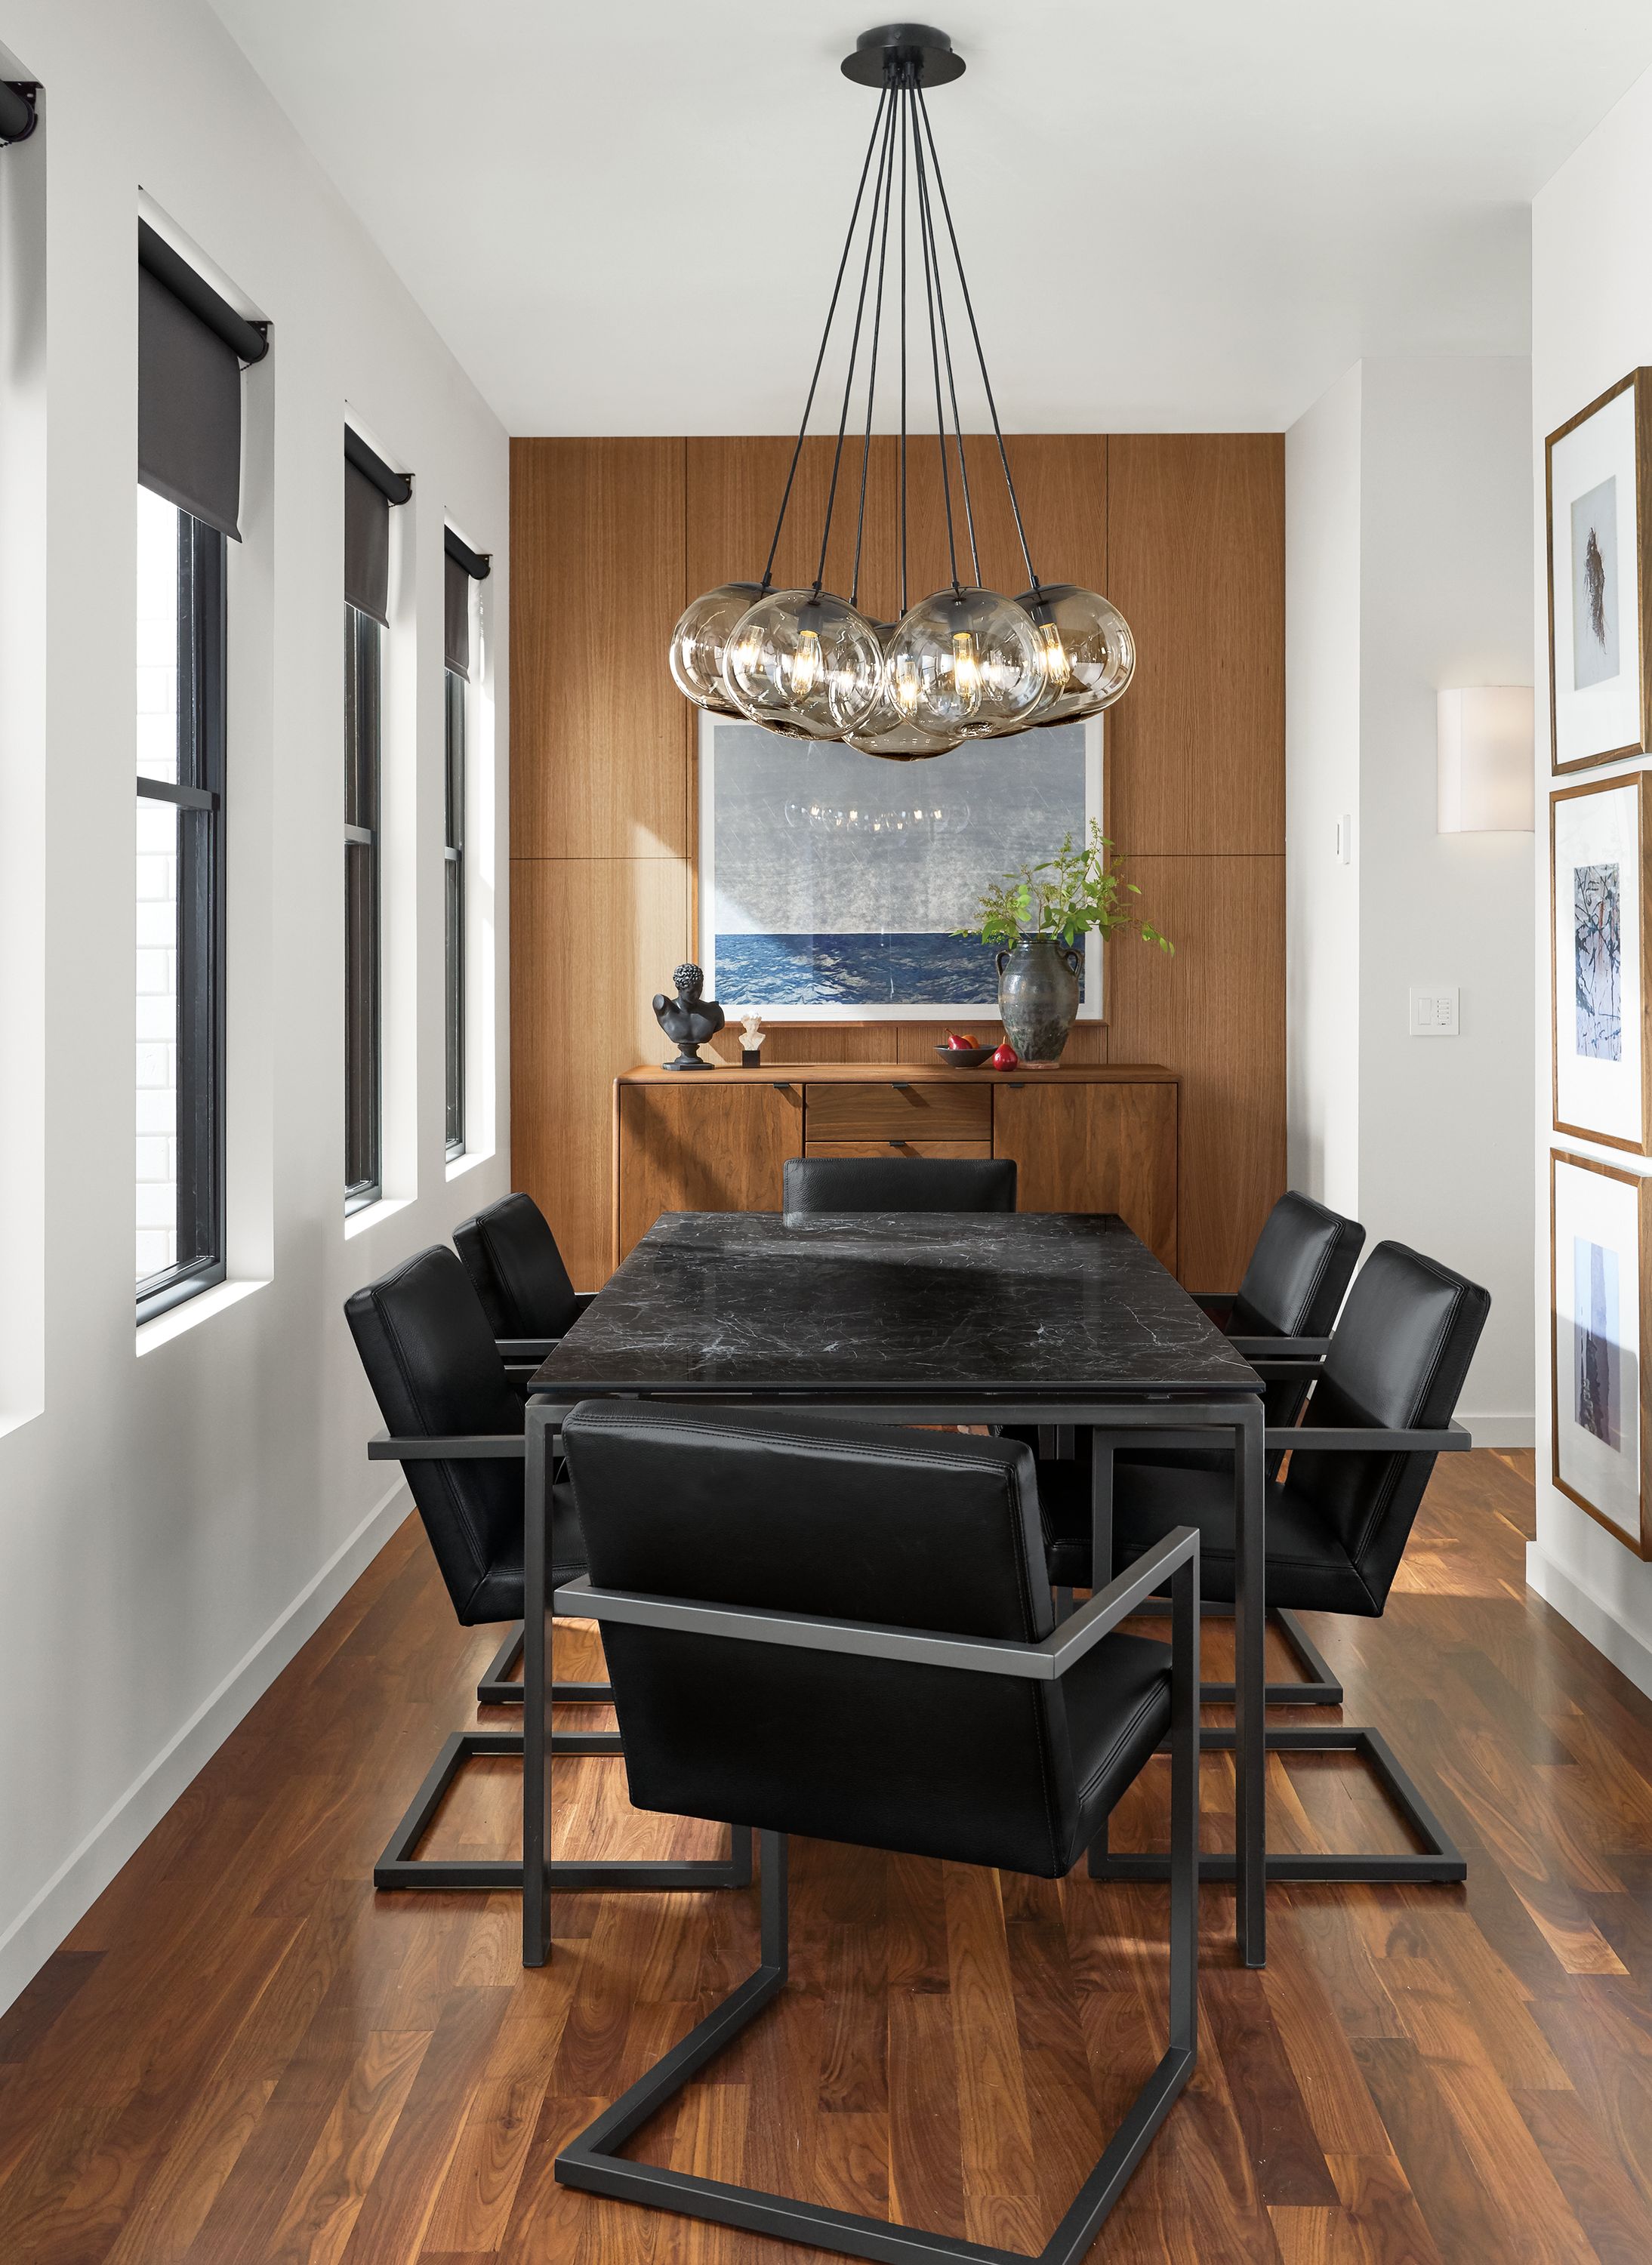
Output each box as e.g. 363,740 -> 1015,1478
344,602 -> 381,1209
444,663 -> 465,1155
135,485 -> 226,1317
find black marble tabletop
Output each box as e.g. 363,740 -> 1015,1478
529,1211 -> 1262,1403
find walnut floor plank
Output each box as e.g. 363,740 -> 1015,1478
11,1454 -> 1652,2261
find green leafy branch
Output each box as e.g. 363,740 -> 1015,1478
954,821 -> 1175,954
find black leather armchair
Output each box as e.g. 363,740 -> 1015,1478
551,1403 -> 1200,2264
344,1245 -> 752,1899
1027,1187 -> 1365,1705
781,1154 -> 1017,1213
453,1191 -> 596,1702
1080,1239 -> 1488,1888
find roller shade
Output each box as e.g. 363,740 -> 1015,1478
137,217 -> 267,544
442,526 -> 490,679
344,428 -> 411,627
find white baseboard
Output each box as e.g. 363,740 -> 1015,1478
1526,1541 -> 1652,1706
0,1478 -> 411,2017
1461,1414 -> 1535,1448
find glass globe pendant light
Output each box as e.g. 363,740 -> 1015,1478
668,581 -> 764,714
1018,583 -> 1137,725
664,24 -> 1137,760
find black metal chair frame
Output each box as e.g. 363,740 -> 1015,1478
366,1427 -> 751,1895
552,1524 -> 1201,2265
1083,1410 -> 1472,1888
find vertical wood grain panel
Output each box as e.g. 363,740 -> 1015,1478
990,1080 -> 1178,1275
616,1083 -> 800,1262
1105,434 -> 1284,856
1102,857 -> 1286,1289
510,437 -> 691,859
511,855 -> 689,1290
686,437 -> 900,624
902,435 -> 1108,608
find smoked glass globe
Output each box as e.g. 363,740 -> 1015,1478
843,622 -> 964,760
885,587 -> 1046,741
722,587 -> 883,739
668,581 -> 763,715
1017,584 -> 1136,724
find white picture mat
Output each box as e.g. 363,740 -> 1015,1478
696,710 -> 1105,1022
1554,781 -> 1643,1144
1552,387 -> 1643,767
1554,1157 -> 1643,1539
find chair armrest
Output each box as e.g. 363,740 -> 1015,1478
497,1337 -> 557,1359
553,1526 -> 1200,1686
1228,1336 -> 1331,1361
1265,1419 -> 1471,1453
368,1428 -> 529,1461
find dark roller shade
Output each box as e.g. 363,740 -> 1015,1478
443,525 -> 490,582
444,551 -> 470,676
345,458 -> 390,625
138,265 -> 245,541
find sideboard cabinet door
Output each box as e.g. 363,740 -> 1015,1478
616,1082 -> 802,1264
992,1081 -> 1179,1275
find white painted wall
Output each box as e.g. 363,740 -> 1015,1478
1287,357 -> 1536,1438
0,0 -> 510,2011
1530,60 -> 1652,1697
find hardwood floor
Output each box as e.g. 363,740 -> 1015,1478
8,1447 -> 1652,2262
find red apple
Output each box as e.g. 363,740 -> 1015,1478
991,1042 -> 1019,1071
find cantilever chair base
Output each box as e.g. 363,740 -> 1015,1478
556,1832 -> 1194,2265
473,1619 -> 614,1709
1086,1721 -> 1466,1888
373,1728 -> 754,1894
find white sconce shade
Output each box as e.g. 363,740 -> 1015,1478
1437,686 -> 1534,832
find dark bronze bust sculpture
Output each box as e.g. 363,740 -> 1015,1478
653,963 -> 726,1071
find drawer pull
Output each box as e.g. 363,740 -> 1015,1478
772,1080 -> 794,1093
887,1139 -> 907,1151
889,1081 -> 911,1091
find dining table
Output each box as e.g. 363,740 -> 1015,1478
519,1208 -> 1268,1966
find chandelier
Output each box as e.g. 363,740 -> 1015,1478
669,22 -> 1135,763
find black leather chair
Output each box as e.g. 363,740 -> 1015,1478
782,1154 -> 1017,1213
453,1191 -> 595,1702
344,1245 -> 752,1898
1022,1188 -> 1365,1705
551,1403 -> 1200,2264
1079,1240 -> 1487,1888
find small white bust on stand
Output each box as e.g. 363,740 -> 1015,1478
739,1012 -> 766,1066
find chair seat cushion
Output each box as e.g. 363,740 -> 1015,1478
462,1476 -> 587,1625
1038,1457 -> 1377,1615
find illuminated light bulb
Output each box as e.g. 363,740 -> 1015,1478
721,588 -> 882,738
892,653 -> 920,717
951,630 -> 982,708
1017,584 -> 1135,726
1038,620 -> 1072,689
790,627 -> 822,698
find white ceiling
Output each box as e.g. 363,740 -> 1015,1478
208,1 -> 1652,436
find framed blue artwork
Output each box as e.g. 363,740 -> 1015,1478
697,712 -> 1103,1021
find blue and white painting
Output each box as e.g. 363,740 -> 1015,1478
1575,1234 -> 1623,1451
699,715 -> 1098,1016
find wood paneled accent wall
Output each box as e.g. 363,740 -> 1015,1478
510,433 -> 1284,1291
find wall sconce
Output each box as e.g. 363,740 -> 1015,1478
1437,687 -> 1534,832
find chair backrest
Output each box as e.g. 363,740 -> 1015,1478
562,1402 -> 1090,1875
1232,1191 -> 1367,1433
1284,1240 -> 1488,1613
453,1191 -> 579,1339
782,1156 -> 1017,1214
344,1245 -> 525,1626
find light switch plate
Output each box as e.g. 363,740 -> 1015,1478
1409,986 -> 1459,1037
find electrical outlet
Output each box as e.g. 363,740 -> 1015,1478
1409,986 -> 1459,1037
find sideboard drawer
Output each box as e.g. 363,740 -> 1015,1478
804,1079 -> 991,1142
804,1139 -> 994,1160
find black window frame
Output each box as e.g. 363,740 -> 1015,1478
444,664 -> 465,1158
344,602 -> 383,1211
137,509 -> 227,1323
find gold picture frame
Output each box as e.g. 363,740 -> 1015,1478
1546,370 -> 1652,773
1551,1148 -> 1652,1558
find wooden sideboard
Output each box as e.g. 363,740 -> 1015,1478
613,1062 -> 1179,1275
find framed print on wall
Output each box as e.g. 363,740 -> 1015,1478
1551,1150 -> 1652,1558
696,711 -> 1103,1020
1546,369 -> 1652,772
1552,773 -> 1650,1151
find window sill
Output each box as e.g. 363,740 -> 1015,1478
344,1194 -> 414,1241
445,1146 -> 495,1184
136,1276 -> 269,1357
